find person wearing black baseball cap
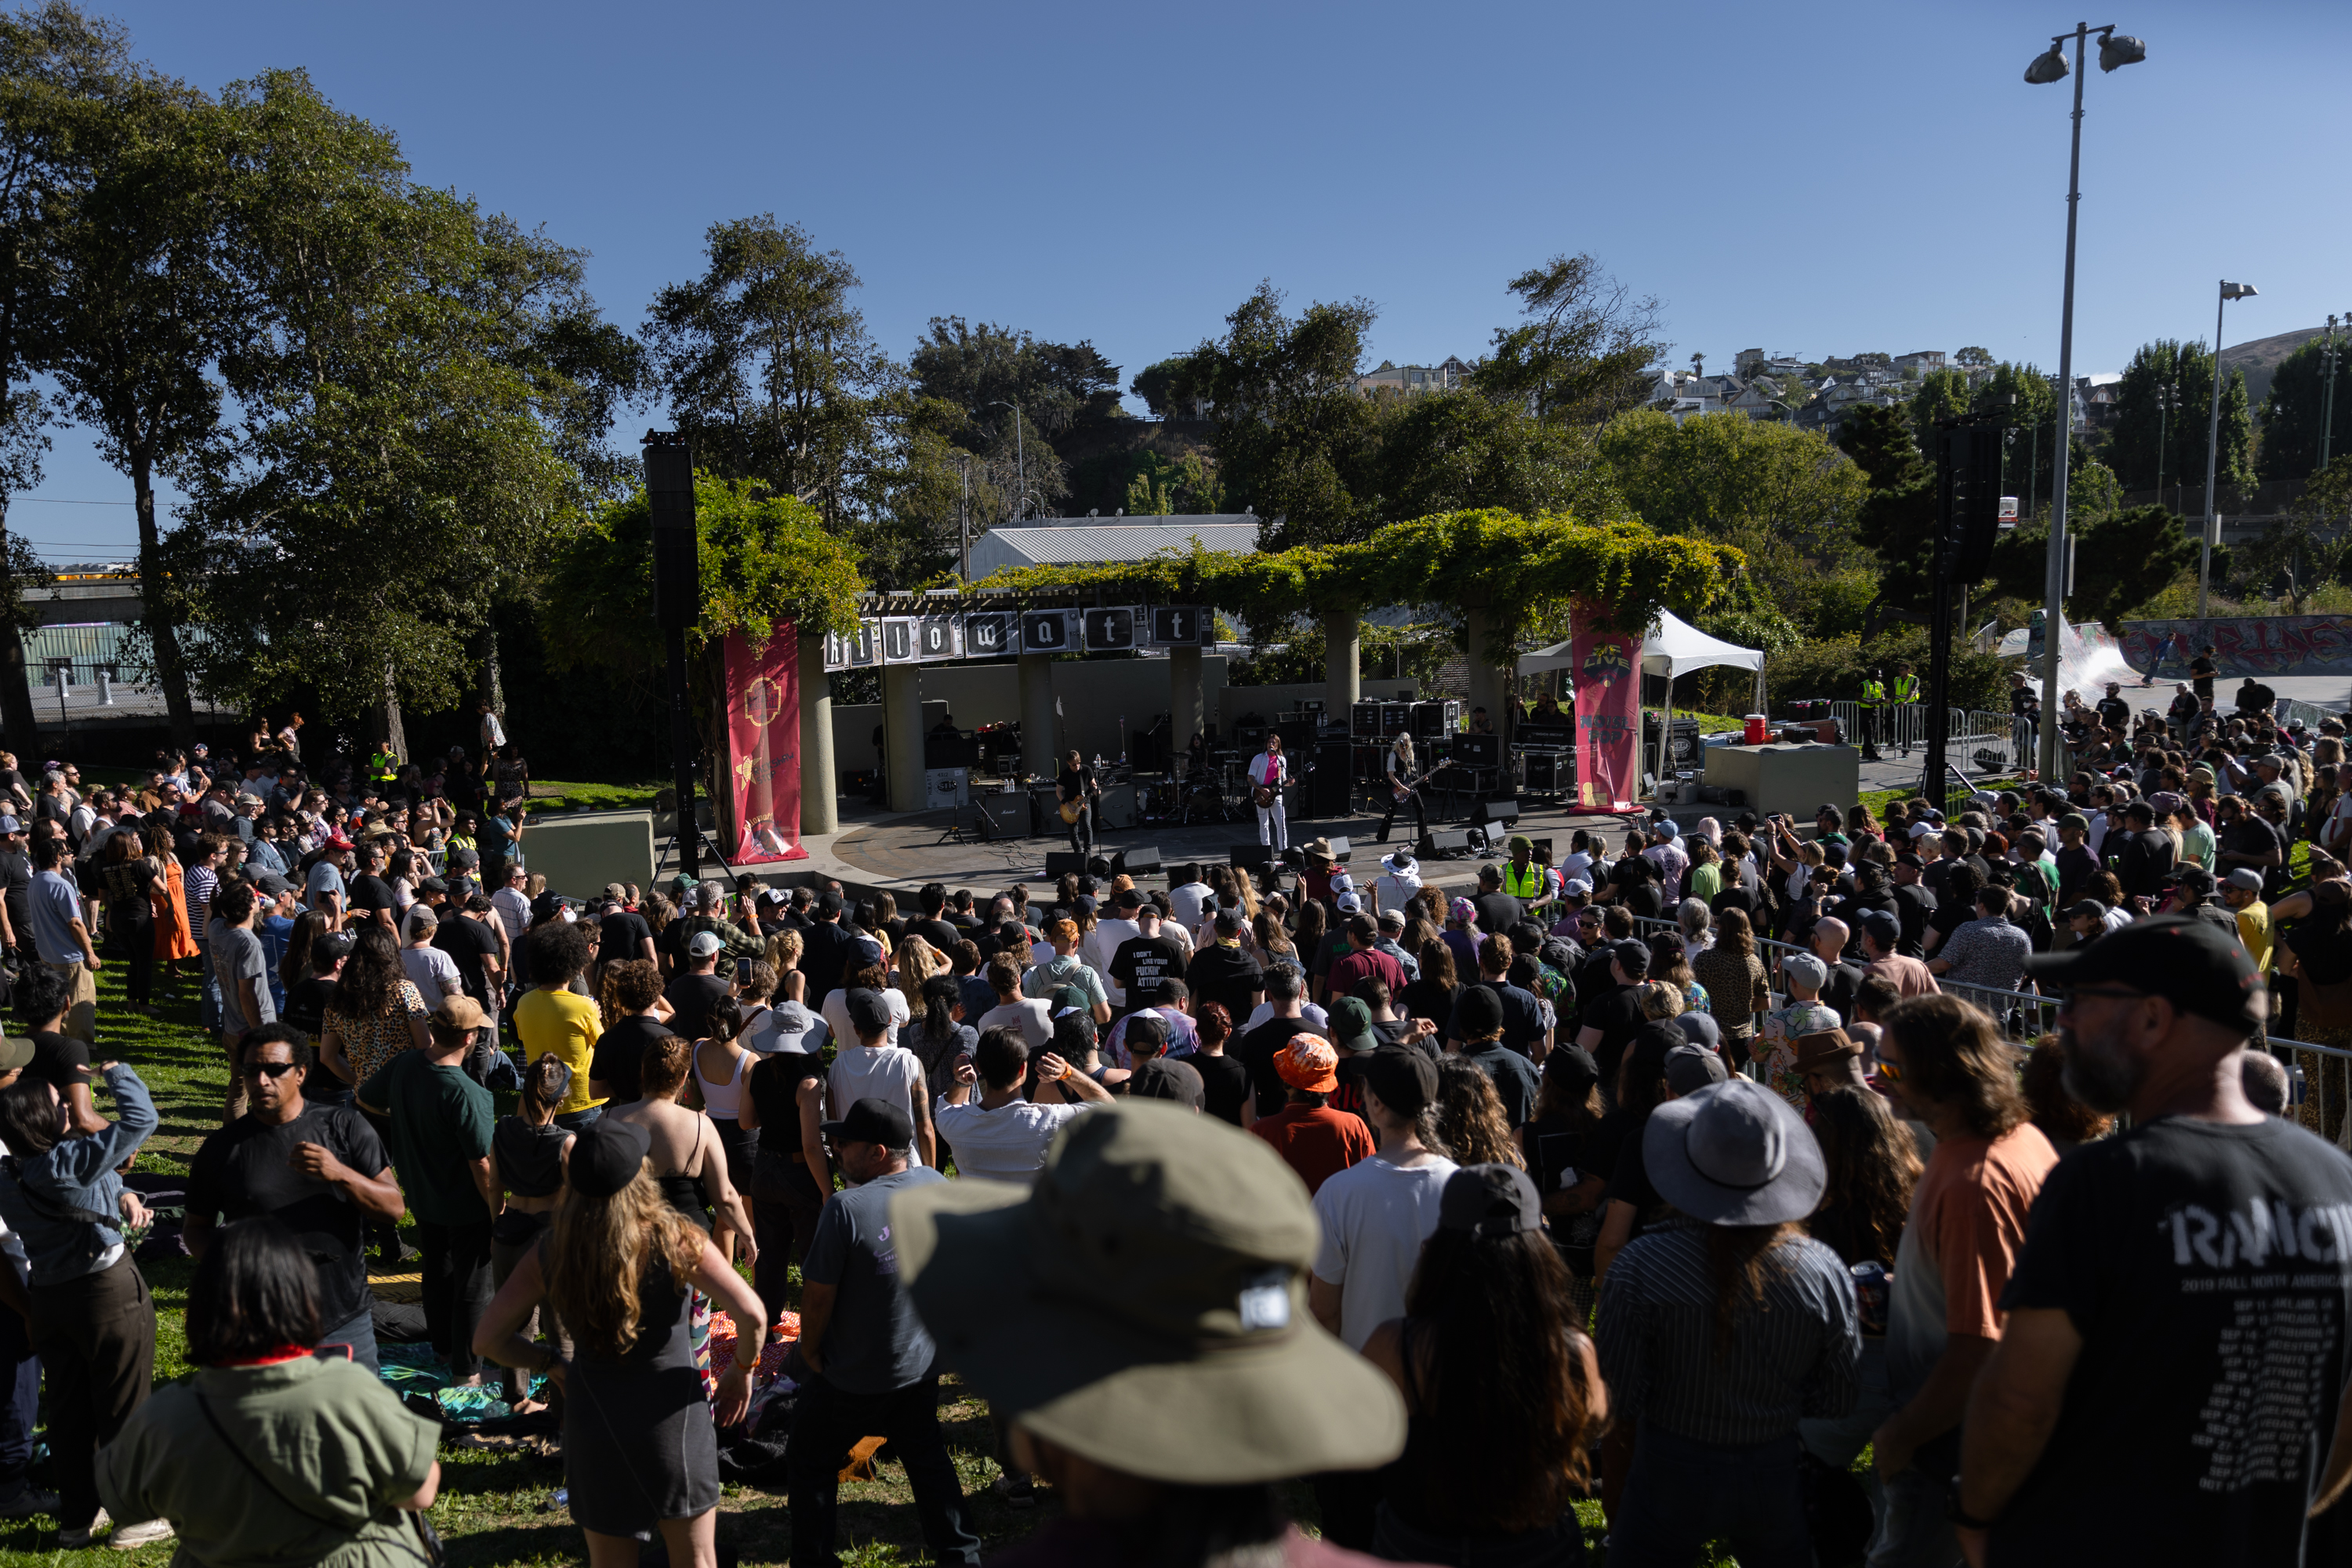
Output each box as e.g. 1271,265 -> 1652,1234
1958,916 -> 2352,1566
785,1098 -> 979,1566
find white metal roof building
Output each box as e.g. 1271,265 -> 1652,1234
966,514 -> 1263,578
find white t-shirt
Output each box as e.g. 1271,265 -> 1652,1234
977,998 -> 1054,1049
1310,1152 -> 1460,1348
1168,881 -> 1214,931
1249,752 -> 1287,790
931,1098 -> 1097,1185
1372,872 -> 1421,915
1559,851 -> 1594,886
827,1044 -> 928,1167
400,943 -> 463,1002
822,986 -> 910,1051
1243,1000 -> 1329,1035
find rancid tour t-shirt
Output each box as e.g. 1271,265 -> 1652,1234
1990,1115 -> 2352,1567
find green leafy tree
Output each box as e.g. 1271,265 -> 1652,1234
0,2 -> 121,746
1174,281 -> 1384,549
1122,449 -> 1222,516
1988,504 -> 2198,626
31,39 -> 232,742
1128,356 -> 1204,420
1472,252 -> 1664,425
1599,408 -> 1867,621
2256,332 -> 2352,482
909,318 -> 1123,445
642,216 -> 898,532
165,69 -> 573,748
1955,347 -> 1993,368
2105,337 -> 2251,494
1370,390 -> 1620,524
1909,368 -> 1973,452
1837,404 -> 1937,627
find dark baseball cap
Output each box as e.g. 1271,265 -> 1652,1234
844,988 -> 895,1037
822,1095 -> 916,1149
1856,909 -> 1900,946
310,931 -> 356,969
568,1117 -> 652,1200
2020,914 -> 2264,1033
1664,1044 -> 1730,1096
2164,865 -> 2218,897
1450,985 -> 1504,1041
1610,940 -> 1651,976
1436,1163 -> 1540,1238
1542,1044 -> 1599,1094
1360,1045 -> 1438,1118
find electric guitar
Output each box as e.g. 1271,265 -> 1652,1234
1058,777 -> 1101,825
1252,760 -> 1283,809
1389,767 -> 1421,802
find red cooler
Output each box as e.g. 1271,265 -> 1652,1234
1744,713 -> 1769,746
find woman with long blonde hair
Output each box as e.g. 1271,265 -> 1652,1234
475,1119 -> 765,1568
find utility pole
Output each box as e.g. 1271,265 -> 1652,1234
2322,315 -> 2341,474
958,453 -> 971,579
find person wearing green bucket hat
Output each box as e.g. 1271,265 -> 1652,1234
891,1102 -> 1411,1566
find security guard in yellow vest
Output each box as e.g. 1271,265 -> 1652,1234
1503,834 -> 1551,911
1860,671 -> 1886,759
368,745 -> 398,790
1889,662 -> 1921,755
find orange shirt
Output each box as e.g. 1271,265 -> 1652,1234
1248,1103 -> 1377,1196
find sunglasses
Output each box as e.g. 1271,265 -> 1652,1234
241,1060 -> 300,1080
1876,1055 -> 1904,1083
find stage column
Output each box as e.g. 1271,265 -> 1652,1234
884,663 -> 925,813
797,632 -> 837,836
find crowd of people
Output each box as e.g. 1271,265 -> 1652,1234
6,707 -> 2352,1567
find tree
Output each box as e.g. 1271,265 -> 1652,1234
1909,368 -> 1973,453
0,2 -> 122,748
1955,347 -> 1993,368
642,216 -> 898,532
29,34 -> 230,742
1973,361 -> 2060,517
2105,337 -> 2251,495
909,318 -> 1123,445
1600,409 -> 1867,621
1129,356 -> 1204,420
1370,390 -> 1619,525
1122,449 -> 1221,516
1838,404 -> 1937,627
1472,253 -> 1664,425
165,69 -> 572,747
1173,281 -> 1384,549
2256,332 -> 2352,483
1990,504 -> 2201,626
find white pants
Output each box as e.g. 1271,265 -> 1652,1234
1256,797 -> 1288,851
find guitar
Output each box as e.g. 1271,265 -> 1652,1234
1389,768 -> 1420,802
1058,777 -> 1101,825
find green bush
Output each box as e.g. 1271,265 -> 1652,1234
1765,632 -> 2013,712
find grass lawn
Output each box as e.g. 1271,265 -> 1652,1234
17,956 -> 1720,1564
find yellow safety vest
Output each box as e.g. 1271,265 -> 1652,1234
1891,675 -> 1919,703
369,749 -> 397,783
1505,862 -> 1545,899
1860,680 -> 1886,707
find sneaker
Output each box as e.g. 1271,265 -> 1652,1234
59,1508 -> 110,1549
0,1485 -> 59,1519
109,1517 -> 175,1550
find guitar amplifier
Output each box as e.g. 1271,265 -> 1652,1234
1351,701 -> 1384,739
1520,750 -> 1573,793
1309,741 -> 1355,818
1453,732 -> 1501,768
1379,702 -> 1413,735
1412,699 -> 1462,739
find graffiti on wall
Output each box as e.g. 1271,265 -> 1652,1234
2120,618 -> 2352,679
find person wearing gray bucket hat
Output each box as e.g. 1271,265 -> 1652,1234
1596,1076 -> 1859,1568
893,1103 -> 1409,1564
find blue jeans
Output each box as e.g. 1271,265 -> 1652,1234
1609,1426 -> 1811,1568
0,1295 -> 38,1497
198,949 -> 222,1030
316,1303 -> 380,1376
554,1106 -> 603,1130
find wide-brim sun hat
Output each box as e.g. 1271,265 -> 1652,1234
891,1102 -> 1405,1486
1642,1076 -> 1825,1225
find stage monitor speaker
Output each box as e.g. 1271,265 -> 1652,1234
1530,837 -> 1554,860
1113,847 -> 1162,877
1454,733 -> 1500,768
1417,829 -> 1473,858
1475,796 -> 1522,826
1045,851 -> 1088,876
1325,835 -> 1351,863
1229,844 -> 1274,874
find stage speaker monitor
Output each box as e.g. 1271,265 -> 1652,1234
1417,829 -> 1473,858
1045,851 -> 1089,877
1476,797 -> 1522,826
1113,846 -> 1163,877
1454,733 -> 1501,768
1326,835 -> 1351,863
1229,844 -> 1274,873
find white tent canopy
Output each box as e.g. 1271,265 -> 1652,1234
1517,609 -> 1766,679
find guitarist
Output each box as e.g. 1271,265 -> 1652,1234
1378,733 -> 1425,846
1057,748 -> 1101,861
1248,734 -> 1290,854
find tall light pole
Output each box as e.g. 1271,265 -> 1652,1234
2154,379 -> 2176,510
2199,279 -> 2259,615
2322,314 -> 2342,474
988,400 -> 1028,521
2025,21 -> 2146,781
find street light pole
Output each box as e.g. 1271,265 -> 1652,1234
2322,315 -> 2341,474
2025,20 -> 2146,782
2201,279 -> 2259,615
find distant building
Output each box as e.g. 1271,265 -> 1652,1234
1893,350 -> 1949,374
967,514 -> 1264,578
2074,374 -> 2122,432
1733,347 -> 1767,379
1353,358 -> 1471,397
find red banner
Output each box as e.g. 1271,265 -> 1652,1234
725,628 -> 807,863
1571,605 -> 1642,814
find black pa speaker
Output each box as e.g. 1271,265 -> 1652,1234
1310,742 -> 1354,817
1475,797 -> 1523,826
1938,420 -> 2006,583
1454,733 -> 1500,768
1113,847 -> 1162,877
1045,851 -> 1089,876
644,438 -> 698,632
1229,844 -> 1274,874
1417,829 -> 1474,858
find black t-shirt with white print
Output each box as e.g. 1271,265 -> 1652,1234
1991,1115 -> 2352,1566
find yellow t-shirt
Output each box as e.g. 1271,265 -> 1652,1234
513,986 -> 605,1114
2236,900 -> 2274,975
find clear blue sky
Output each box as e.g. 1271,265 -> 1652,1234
18,0 -> 2349,561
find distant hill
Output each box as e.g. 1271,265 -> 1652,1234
2223,326 -> 2325,415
